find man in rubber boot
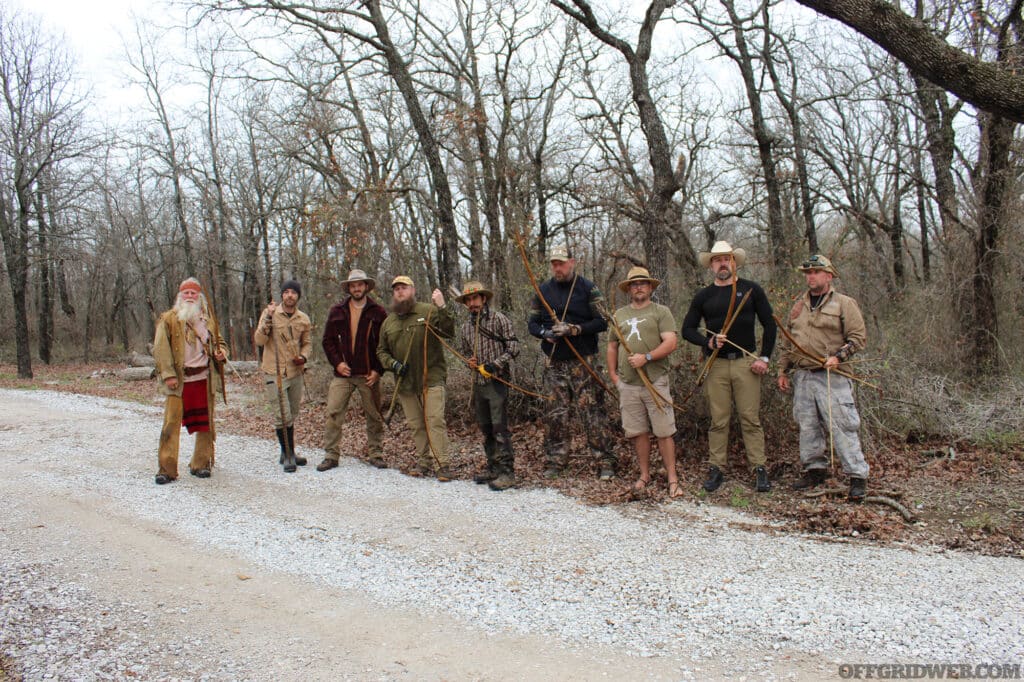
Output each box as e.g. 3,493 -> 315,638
527,245 -> 619,481
777,254 -> 869,502
319,269 -> 388,472
682,241 -> 776,494
254,279 -> 312,472
607,267 -> 681,498
457,280 -> 520,491
153,277 -> 228,485
377,276 -> 456,481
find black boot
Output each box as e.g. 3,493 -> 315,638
848,477 -> 867,501
488,433 -> 515,491
275,428 -> 288,464
791,468 -> 827,490
286,425 -> 306,466
754,466 -> 771,493
703,466 -> 724,492
280,426 -> 296,473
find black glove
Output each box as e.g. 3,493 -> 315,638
483,362 -> 498,375
392,360 -> 408,377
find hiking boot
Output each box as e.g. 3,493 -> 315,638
754,466 -> 771,493
488,472 -> 515,491
410,463 -> 431,477
791,468 -> 828,490
848,477 -> 867,502
473,468 -> 497,484
598,463 -> 616,481
316,458 -> 338,472
368,456 -> 388,469
702,466 -> 724,492
542,466 -> 563,480
436,466 -> 453,482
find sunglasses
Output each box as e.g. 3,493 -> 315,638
801,256 -> 829,269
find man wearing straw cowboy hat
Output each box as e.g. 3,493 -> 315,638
528,244 -> 619,481
377,275 -> 456,480
457,280 -> 520,491
682,240 -> 776,494
776,254 -> 869,501
607,266 -> 682,497
254,279 -> 313,472
318,269 -> 388,471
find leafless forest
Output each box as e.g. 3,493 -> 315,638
2,0 -> 1022,447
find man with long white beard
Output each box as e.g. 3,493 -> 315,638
152,277 -> 228,485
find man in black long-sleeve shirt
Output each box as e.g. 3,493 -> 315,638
681,241 -> 776,493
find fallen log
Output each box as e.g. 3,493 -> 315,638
802,487 -> 916,523
118,367 -> 156,381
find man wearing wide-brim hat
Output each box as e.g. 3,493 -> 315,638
319,268 -> 389,471
607,266 -> 682,497
682,240 -> 776,494
777,254 -> 870,501
457,280 -> 520,491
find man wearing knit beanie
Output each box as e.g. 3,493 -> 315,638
255,279 -> 313,472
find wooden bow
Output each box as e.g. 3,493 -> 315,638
773,314 -> 881,391
510,227 -> 615,397
696,288 -> 752,386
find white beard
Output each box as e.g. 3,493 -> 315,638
175,300 -> 201,323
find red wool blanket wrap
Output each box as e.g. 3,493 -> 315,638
181,379 -> 210,434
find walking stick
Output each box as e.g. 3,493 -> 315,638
269,305 -> 296,472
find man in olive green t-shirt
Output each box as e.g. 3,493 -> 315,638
606,267 -> 681,498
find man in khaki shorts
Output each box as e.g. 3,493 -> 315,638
607,267 -> 681,497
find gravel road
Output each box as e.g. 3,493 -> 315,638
1,388 -> 1021,681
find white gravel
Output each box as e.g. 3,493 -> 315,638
2,389 -> 1023,680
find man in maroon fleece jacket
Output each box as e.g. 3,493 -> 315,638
318,269 -> 389,471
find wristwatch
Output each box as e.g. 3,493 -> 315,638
644,353 -> 653,362
759,356 -> 770,364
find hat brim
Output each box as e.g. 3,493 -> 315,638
457,289 -> 493,304
699,248 -> 746,269
617,277 -> 661,293
342,278 -> 375,292
797,265 -> 839,277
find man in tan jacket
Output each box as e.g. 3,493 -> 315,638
153,277 -> 228,484
254,279 -> 313,472
777,255 -> 869,501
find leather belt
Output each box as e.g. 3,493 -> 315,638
720,352 -> 744,360
183,365 -> 207,376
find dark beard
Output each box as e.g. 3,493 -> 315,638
391,298 -> 416,315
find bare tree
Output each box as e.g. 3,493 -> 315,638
0,7 -> 84,378
552,0 -> 688,304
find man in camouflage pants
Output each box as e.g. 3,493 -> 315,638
777,254 -> 869,501
528,245 -> 618,480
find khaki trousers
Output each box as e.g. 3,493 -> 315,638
263,373 -> 304,428
322,376 -> 384,461
397,385 -> 449,469
157,396 -> 214,479
704,356 -> 766,470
